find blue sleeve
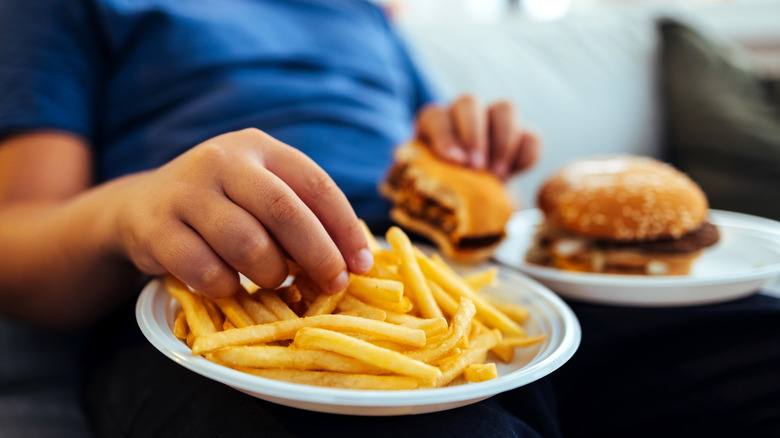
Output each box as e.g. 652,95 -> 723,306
0,0 -> 102,140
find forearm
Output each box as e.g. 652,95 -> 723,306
0,176 -> 144,328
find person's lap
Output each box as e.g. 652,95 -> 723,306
553,293 -> 780,438
80,292 -> 780,437
81,300 -> 561,438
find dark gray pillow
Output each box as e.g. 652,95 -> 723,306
659,19 -> 780,221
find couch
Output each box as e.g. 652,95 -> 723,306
396,0 -> 780,209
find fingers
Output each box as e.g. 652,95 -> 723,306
261,144 -> 374,278
513,130 -> 542,174
416,105 -> 467,164
450,95 -> 488,169
416,95 -> 541,178
181,191 -> 289,292
152,219 -> 240,299
221,139 -> 370,294
487,101 -> 516,179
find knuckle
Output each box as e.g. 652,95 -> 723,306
234,231 -> 272,265
306,171 -> 338,200
192,141 -> 230,167
266,191 -> 303,227
189,261 -> 233,295
253,264 -> 289,290
311,249 -> 343,278
238,127 -> 271,143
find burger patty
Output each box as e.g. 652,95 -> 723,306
600,221 -> 720,253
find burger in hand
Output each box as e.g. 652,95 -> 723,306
525,155 -> 720,275
380,141 -> 514,263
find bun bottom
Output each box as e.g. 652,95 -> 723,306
526,244 -> 704,276
389,209 -> 500,264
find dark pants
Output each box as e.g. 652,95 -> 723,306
81,293 -> 780,438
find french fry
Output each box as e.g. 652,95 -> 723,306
406,298 -> 476,364
165,276 -> 216,337
202,298 -> 225,330
416,252 -> 525,337
236,290 -> 278,324
490,340 -> 515,363
241,368 -> 419,390
492,301 -> 531,324
383,312 -> 448,338
258,290 -> 298,321
373,248 -> 401,267
214,295 -> 256,328
366,261 -> 402,282
293,327 -> 441,384
463,363 -> 498,383
347,275 -> 404,307
173,310 -> 189,340
387,226 -> 442,319
292,272 -> 321,303
427,279 -> 460,318
192,314 -> 427,355
279,284 -> 303,306
433,328 -> 500,387
337,295 -> 387,321
212,345 -> 387,374
463,267 -> 498,291
501,334 -> 546,348
303,289 -> 346,317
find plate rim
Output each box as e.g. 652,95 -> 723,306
135,265 -> 581,413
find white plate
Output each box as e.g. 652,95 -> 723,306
493,209 -> 780,307
135,265 -> 580,416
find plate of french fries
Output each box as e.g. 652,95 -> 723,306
136,225 -> 580,416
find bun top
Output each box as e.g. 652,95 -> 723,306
537,155 -> 709,241
390,142 -> 514,238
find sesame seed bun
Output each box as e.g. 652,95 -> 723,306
537,155 -> 709,242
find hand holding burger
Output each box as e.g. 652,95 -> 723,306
380,96 -> 541,263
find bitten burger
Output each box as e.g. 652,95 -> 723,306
380,142 -> 514,263
525,155 -> 720,275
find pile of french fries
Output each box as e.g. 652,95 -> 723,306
167,225 -> 545,390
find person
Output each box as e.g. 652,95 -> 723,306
2,1 -> 779,438
0,1 -> 552,437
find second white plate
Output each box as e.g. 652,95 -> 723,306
493,209 -> 780,307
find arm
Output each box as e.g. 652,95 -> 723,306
0,131 -> 141,327
0,129 -> 373,328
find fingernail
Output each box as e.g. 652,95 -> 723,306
446,146 -> 468,163
492,161 -> 509,178
354,248 -> 374,273
471,151 -> 486,169
329,270 -> 350,293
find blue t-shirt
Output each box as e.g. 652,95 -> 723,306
0,0 -> 436,222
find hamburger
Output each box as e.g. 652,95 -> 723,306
380,142 -> 514,263
525,155 -> 720,275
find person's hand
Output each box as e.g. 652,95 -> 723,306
414,95 -> 541,180
112,128 -> 373,299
